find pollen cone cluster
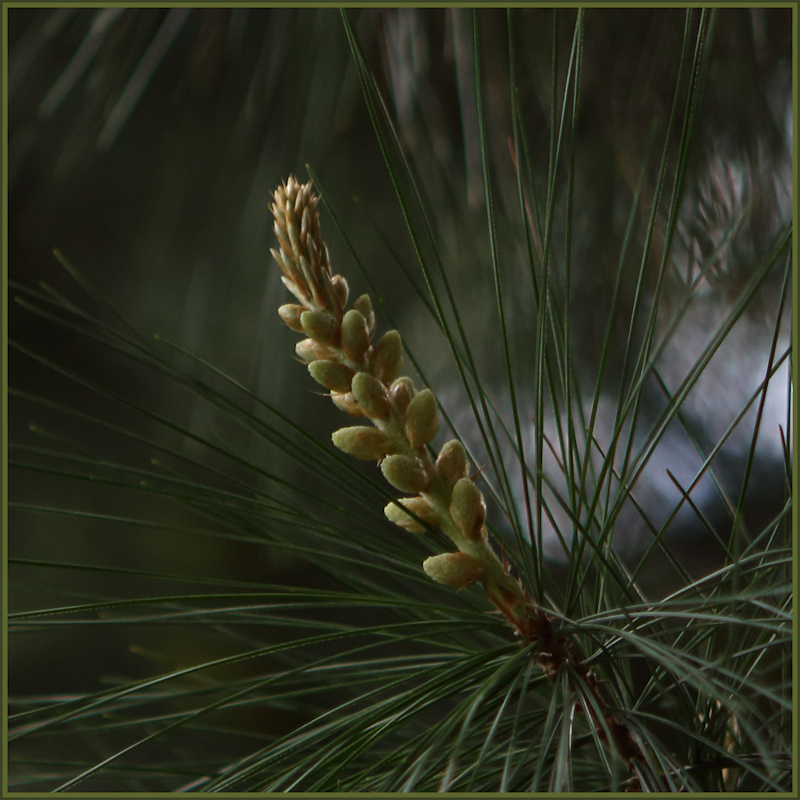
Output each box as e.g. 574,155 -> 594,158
270,177 -> 540,639
270,176 -> 645,775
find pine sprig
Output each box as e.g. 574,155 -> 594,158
270,175 -> 651,781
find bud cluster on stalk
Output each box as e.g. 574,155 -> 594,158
271,177 -> 497,593
269,178 -> 645,771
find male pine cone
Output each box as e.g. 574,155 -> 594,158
270,177 -> 532,635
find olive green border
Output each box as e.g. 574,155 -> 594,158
1,3 -> 796,798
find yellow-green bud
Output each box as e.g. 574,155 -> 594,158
272,248 -> 307,299
340,309 -> 370,361
351,372 -> 390,419
435,440 -> 469,488
353,294 -> 376,334
296,338 -> 336,363
332,274 -> 349,308
389,377 -> 415,415
331,391 -> 365,417
423,552 -> 485,588
301,310 -> 339,346
403,389 -> 439,449
380,454 -> 429,493
450,477 -> 486,539
384,496 -> 440,533
371,330 -> 403,383
280,274 -> 310,304
308,360 -> 355,393
332,426 -> 392,460
278,303 -> 306,333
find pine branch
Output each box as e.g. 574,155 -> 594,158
270,176 -> 651,785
